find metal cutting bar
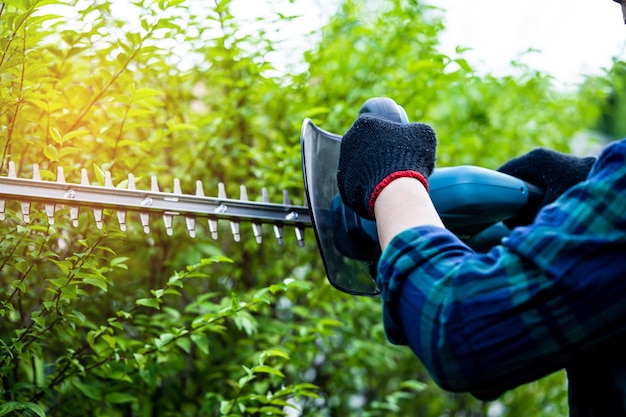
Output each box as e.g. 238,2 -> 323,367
0,161 -> 312,246
0,175 -> 311,225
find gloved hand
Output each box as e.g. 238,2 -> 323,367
337,114 -> 437,220
497,148 -> 596,227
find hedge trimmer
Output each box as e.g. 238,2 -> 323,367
0,98 -> 543,296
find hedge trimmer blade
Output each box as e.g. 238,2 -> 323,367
0,161 -> 311,246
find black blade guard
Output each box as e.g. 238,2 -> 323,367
301,118 -> 381,296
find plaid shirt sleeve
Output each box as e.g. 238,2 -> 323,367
377,139 -> 626,399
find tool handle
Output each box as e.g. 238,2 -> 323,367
333,165 -> 545,260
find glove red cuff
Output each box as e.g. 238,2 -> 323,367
368,170 -> 429,218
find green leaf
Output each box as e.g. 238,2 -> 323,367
252,365 -> 285,378
262,348 -> 289,360
294,383 -> 318,391
105,392 -> 136,404
167,273 -> 184,288
82,277 -> 109,292
62,129 -> 90,142
190,333 -> 209,355
72,380 -> 102,401
154,333 -> 174,349
219,401 -> 233,415
0,402 -> 46,417
49,127 -> 63,144
101,334 -> 116,348
175,337 -> 191,353
136,297 -> 160,309
199,255 -> 233,266
165,122 -> 199,133
257,406 -> 285,414
58,147 -> 82,159
317,318 -> 343,328
269,283 -> 286,294
133,353 -> 147,369
43,144 -> 58,162
110,257 -> 129,268
93,164 -> 105,185
400,379 -> 427,392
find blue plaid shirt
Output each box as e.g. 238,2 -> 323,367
377,139 -> 626,415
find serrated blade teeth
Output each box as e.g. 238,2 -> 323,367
252,225 -> 262,244
136,175 -> 158,234
198,180 -> 218,240
282,190 -> 305,247
113,173 -> 128,232
208,219 -> 218,239
231,223 -> 240,242
196,180 -> 213,239
91,169 -> 110,229
163,215 -> 173,236
74,169 -> 86,226
173,178 -> 182,195
59,167 -> 80,227
218,183 -> 239,242
0,163 -> 311,246
273,225 -> 284,245
80,169 -> 89,185
8,161 -> 16,177
25,164 -> 37,222
45,204 -> 55,225
104,171 -> 113,187
70,206 -> 79,227
262,188 -> 283,245
296,226 -> 305,247
127,173 -> 136,189
140,213 -> 150,233
195,180 -> 203,196
43,166 -> 67,225
117,210 -> 127,231
57,166 -> 66,183
21,201 -> 31,224
93,208 -> 103,229
197,181 -> 217,240
160,177 -> 174,236
174,178 -> 195,237
240,184 -> 262,244
186,216 -> 196,238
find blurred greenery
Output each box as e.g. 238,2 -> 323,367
0,0 -> 620,416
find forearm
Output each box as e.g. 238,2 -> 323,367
374,141 -> 626,394
372,179 -> 566,394
373,177 -> 444,249
378,224 -> 626,396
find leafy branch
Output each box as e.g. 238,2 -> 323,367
1,15 -> 28,173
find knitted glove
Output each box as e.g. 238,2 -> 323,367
336,114 -> 437,220
497,148 -> 596,227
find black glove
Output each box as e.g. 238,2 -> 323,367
337,114 -> 437,220
497,148 -> 596,227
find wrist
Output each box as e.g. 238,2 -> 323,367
374,177 -> 444,250
368,171 -> 429,218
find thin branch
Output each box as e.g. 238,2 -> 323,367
0,2 -> 35,68
66,21 -> 158,133
4,225 -> 47,304
1,25 -> 28,173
